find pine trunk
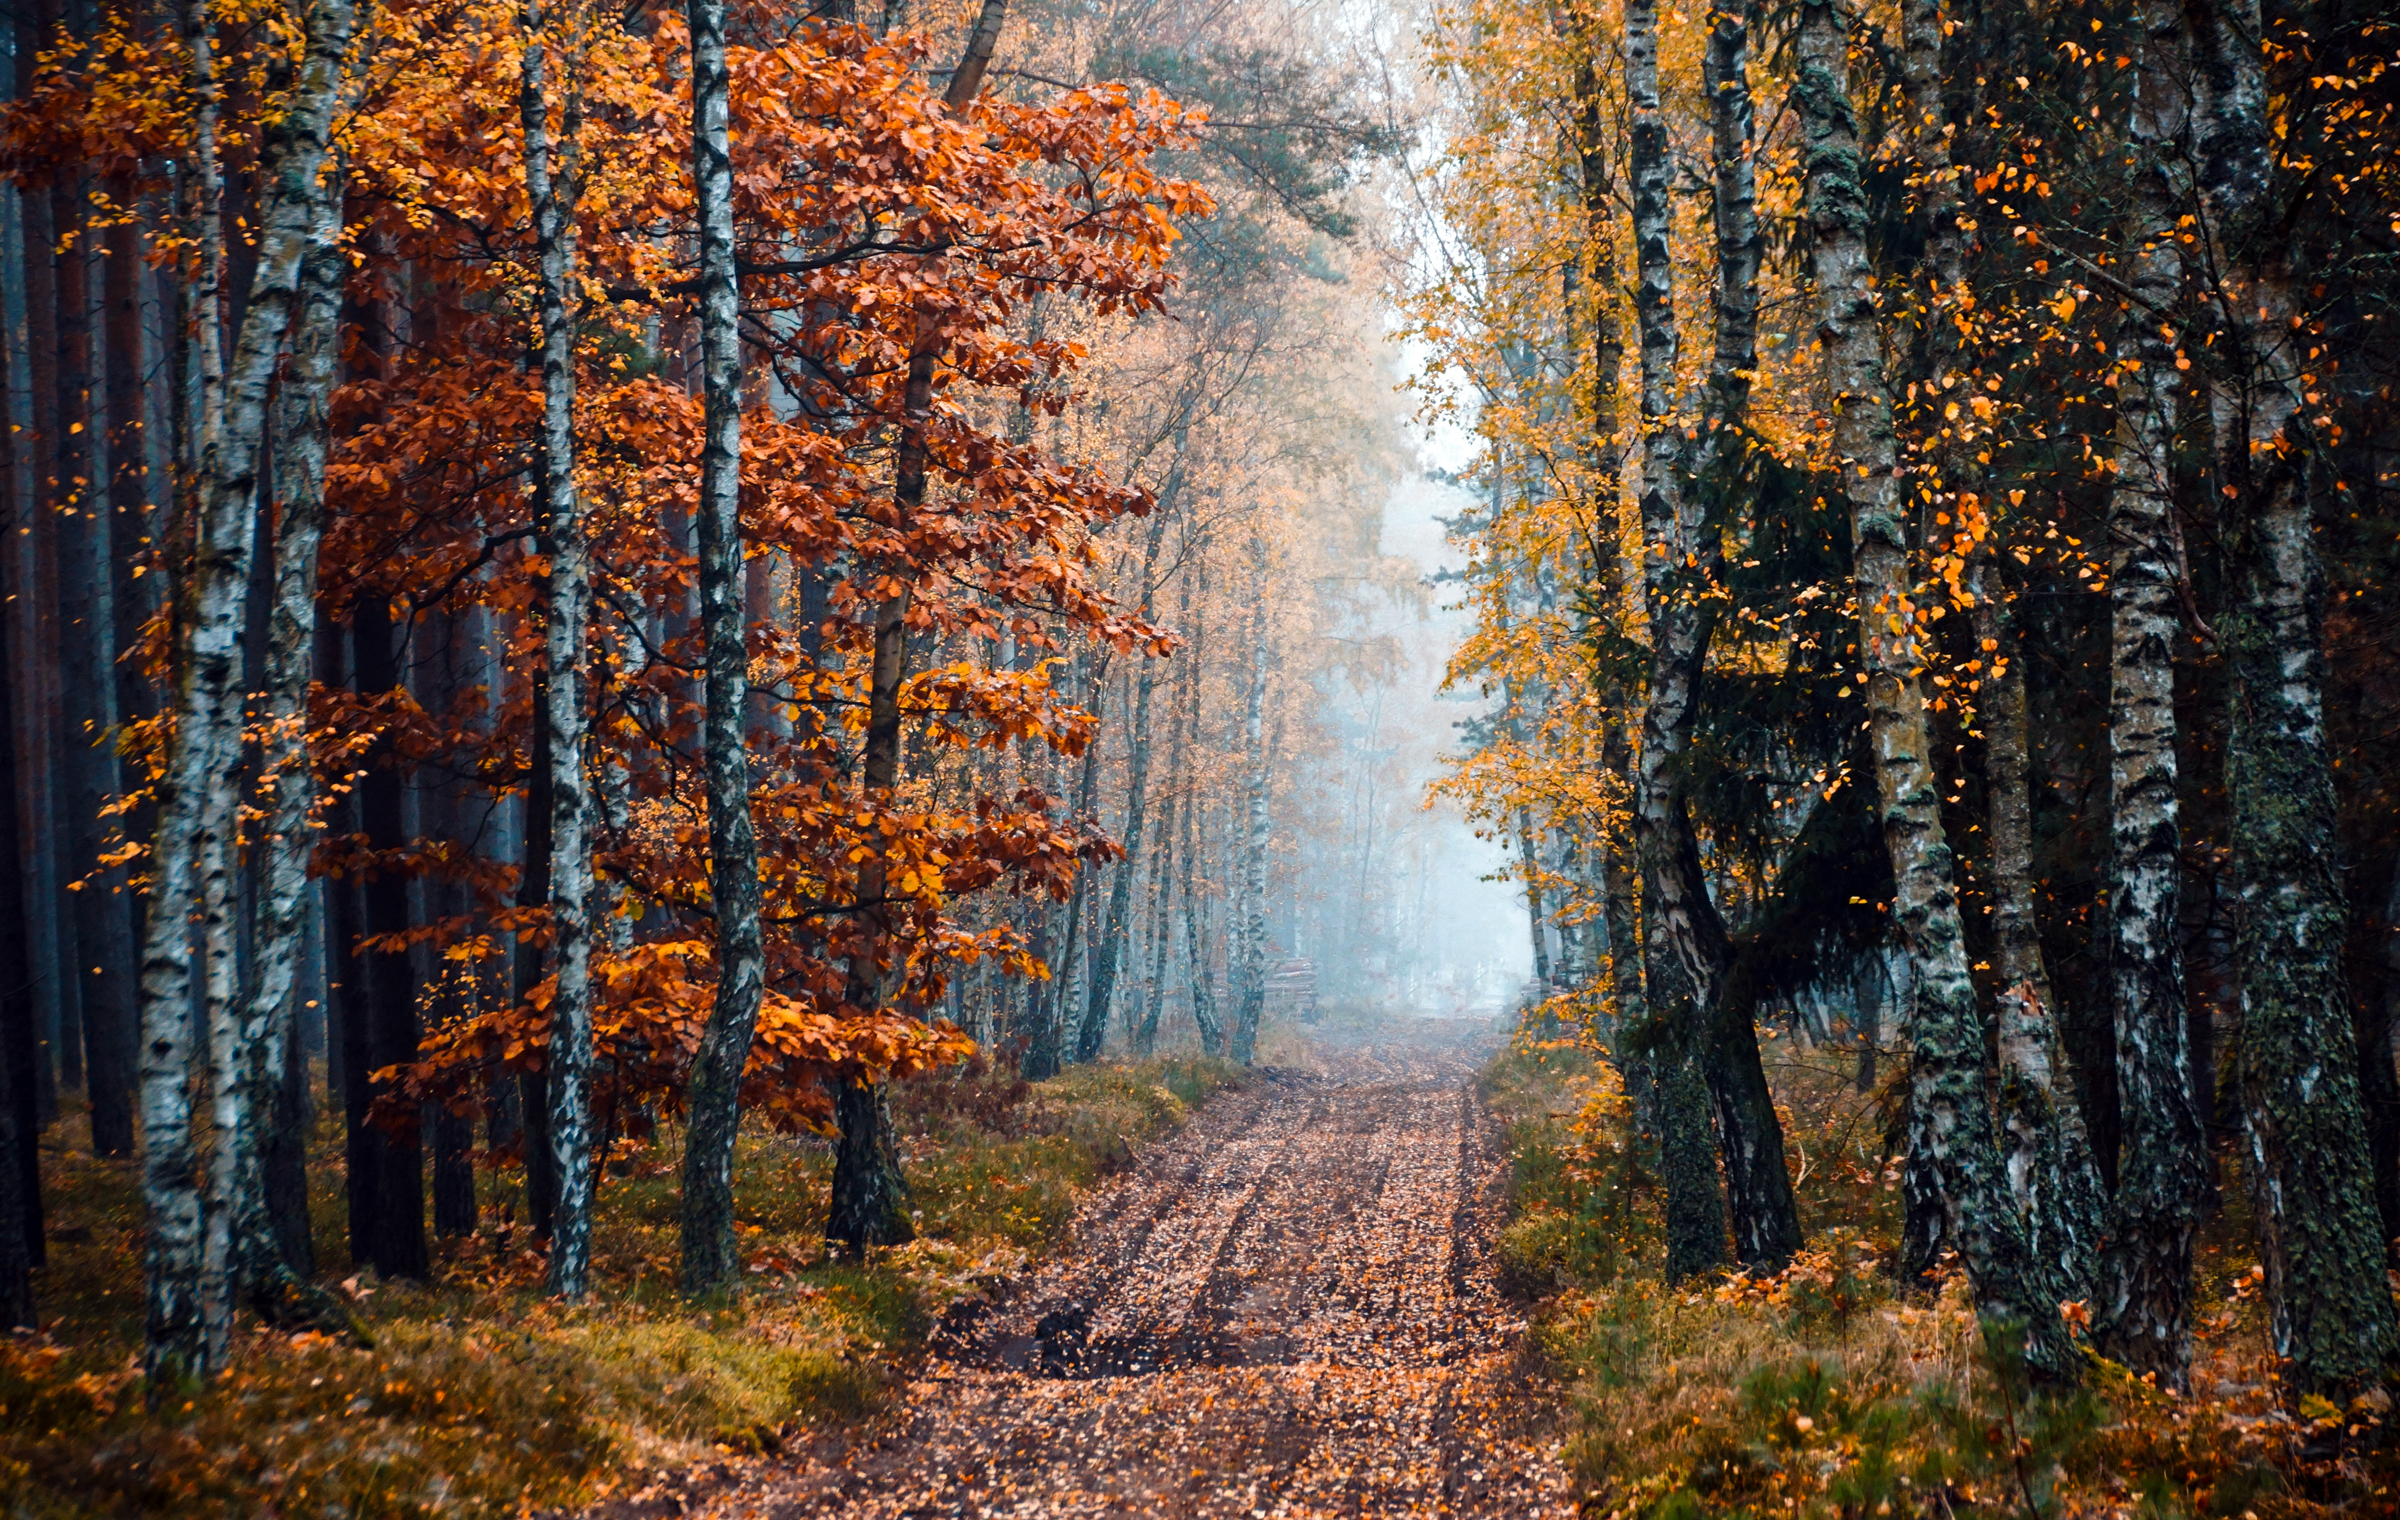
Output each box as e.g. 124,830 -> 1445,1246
14,0 -> 66,1130
352,595 -> 427,1282
91,196 -> 151,1159
0,524 -> 34,1328
59,173 -> 134,1158
1798,0 -> 2068,1375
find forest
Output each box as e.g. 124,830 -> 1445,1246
5,0 -> 2400,1509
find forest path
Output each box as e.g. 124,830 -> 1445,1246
634,1024 -> 1573,1518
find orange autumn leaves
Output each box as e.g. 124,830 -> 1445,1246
3,0 -> 1212,1131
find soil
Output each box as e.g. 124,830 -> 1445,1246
614,1023 -> 1573,1517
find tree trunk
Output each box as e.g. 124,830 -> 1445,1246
17,0 -> 66,1129
0,520 -> 36,1329
1516,803 -> 1552,991
58,161 -> 132,1156
1080,508 -> 1173,1061
1230,564 -> 1270,1065
1973,559 -> 2106,1308
1797,0 -> 2068,1375
234,163 -> 347,1318
353,594 -> 427,1283
1183,795 -> 1225,1057
2368,859 -> 2400,1262
2093,0 -> 2208,1388
1138,577 -> 1192,1055
143,0 -> 350,1383
2181,0 -> 2399,1399
522,0 -> 597,1301
515,672 -> 556,1239
1573,51 -> 1644,1073
89,198 -> 152,1160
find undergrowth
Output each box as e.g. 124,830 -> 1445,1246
0,1053 -> 1242,1517
1483,1033 -> 2400,1518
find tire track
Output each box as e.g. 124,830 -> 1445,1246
636,1029 -> 1572,1519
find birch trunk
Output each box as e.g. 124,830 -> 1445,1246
1517,803 -> 1552,991
519,0 -> 597,1300
1183,798 -> 1225,1057
1625,0 -> 1733,1279
1797,0 -> 2068,1375
2188,0 -> 2397,1393
2093,0 -> 2208,1387
1972,559 -> 2106,1306
1230,562 -> 1271,1065
137,0 -> 224,1387
234,157 -> 349,1325
144,0 -> 350,1385
1139,572 -> 1195,1054
677,0 -> 771,1289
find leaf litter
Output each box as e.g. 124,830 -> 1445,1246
621,1033 -> 1573,1518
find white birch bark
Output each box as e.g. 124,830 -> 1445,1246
145,0 -> 352,1385
233,146 -> 350,1322
1230,547 -> 1271,1064
2094,0 -> 2208,1388
522,0 -> 596,1299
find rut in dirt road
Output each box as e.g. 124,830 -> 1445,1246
636,1036 -> 1574,1519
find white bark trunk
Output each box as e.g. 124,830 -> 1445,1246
145,0 -> 352,1385
523,0 -> 595,1298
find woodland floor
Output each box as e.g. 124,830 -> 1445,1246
601,1023 -> 1575,1520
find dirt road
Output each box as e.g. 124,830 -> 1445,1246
648,1031 -> 1573,1518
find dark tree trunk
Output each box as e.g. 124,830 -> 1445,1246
516,673 -> 556,1239
16,4 -> 65,1123
822,0 -> 1012,1256
0,515 -> 38,1324
352,593 -> 426,1279
2366,858 -> 2400,1263
87,200 -> 151,1159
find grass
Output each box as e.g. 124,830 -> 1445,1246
0,1053 -> 1243,1517
1482,1028 -> 2400,1519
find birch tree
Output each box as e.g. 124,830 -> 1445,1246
1795,0 -> 2068,1376
141,0 -> 353,1386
